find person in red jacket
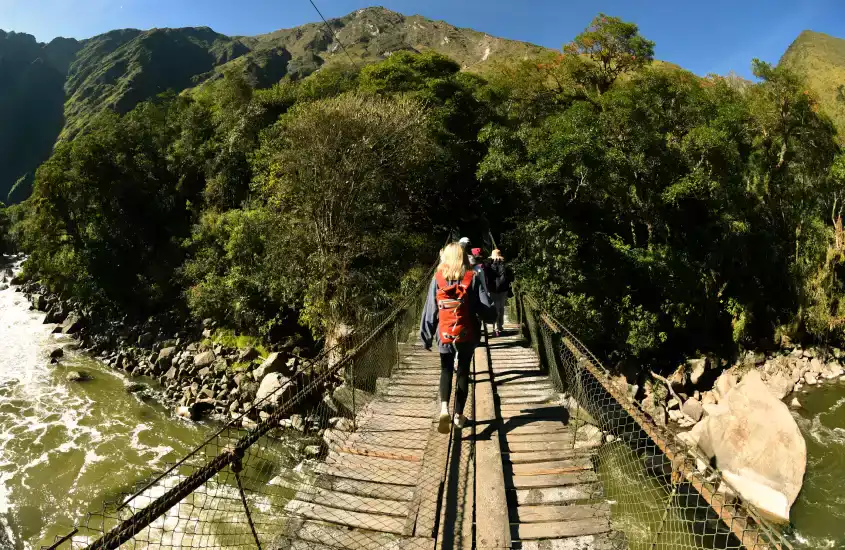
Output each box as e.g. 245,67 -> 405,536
420,242 -> 496,433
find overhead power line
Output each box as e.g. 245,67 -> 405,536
307,0 -> 359,69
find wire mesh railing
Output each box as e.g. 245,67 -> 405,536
512,290 -> 793,550
44,268 -> 435,550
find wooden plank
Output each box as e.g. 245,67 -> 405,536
506,471 -> 598,489
380,396 -> 438,405
513,484 -> 604,506
509,458 -> 593,476
514,503 -> 611,523
494,376 -> 550,386
496,384 -> 554,395
285,500 -> 407,534
315,475 -> 416,501
519,535 -> 616,550
290,485 -> 412,517
505,421 -> 569,434
315,463 -> 420,486
326,452 -> 422,475
511,517 -> 611,540
357,415 -> 432,431
498,395 -> 555,405
505,431 -> 575,443
473,338 -> 510,549
354,402 -> 436,419
409,410 -> 449,538
498,402 -> 567,415
290,520 -> 436,550
506,438 -> 601,452
336,444 -> 424,463
324,428 -> 431,451
504,449 -> 594,464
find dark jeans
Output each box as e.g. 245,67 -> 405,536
439,342 -> 475,416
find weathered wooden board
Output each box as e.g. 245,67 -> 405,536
513,503 -> 611,523
289,520 -> 436,550
285,500 -> 407,534
511,517 -> 612,540
513,484 -> 605,506
506,470 -> 599,490
508,457 -> 594,476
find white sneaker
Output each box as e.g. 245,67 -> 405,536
437,411 -> 451,434
453,414 -> 466,429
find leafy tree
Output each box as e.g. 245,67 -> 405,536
565,13 -> 655,95
252,92 -> 440,336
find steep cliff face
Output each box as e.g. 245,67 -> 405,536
0,31 -> 78,202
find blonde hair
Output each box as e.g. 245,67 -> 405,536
490,249 -> 504,262
438,242 -> 469,281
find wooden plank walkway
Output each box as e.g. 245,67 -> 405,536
488,322 -> 620,550
275,341 -> 446,550
274,320 -> 622,550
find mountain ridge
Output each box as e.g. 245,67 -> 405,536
0,6 -> 548,202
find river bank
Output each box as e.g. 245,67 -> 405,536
0,256 -> 213,548
5,256 -> 347,431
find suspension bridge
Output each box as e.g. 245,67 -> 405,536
44,281 -> 793,550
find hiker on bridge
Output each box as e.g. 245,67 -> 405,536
420,242 -> 496,433
488,249 -> 513,337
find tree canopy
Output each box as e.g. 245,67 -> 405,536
9,14 -> 845,372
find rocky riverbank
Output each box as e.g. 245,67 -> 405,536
632,346 -> 845,523
6,268 -> 354,433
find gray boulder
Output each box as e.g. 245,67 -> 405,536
253,352 -> 289,380
66,370 -> 92,382
254,373 -> 291,408
681,397 -> 703,422
238,347 -> 259,362
678,371 -> 805,522
62,313 -> 84,334
193,350 -> 216,369
688,358 -> 708,385
766,372 -> 794,400
157,346 -> 177,367
138,332 -> 155,347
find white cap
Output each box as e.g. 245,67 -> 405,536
459,237 -> 470,247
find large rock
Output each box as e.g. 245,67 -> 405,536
253,352 -> 290,380
688,358 -> 708,385
62,313 -> 84,334
766,372 -> 794,400
157,346 -> 177,367
821,362 -> 843,380
713,371 -> 738,403
681,397 -> 703,422
238,347 -> 259,362
682,371 -> 805,522
193,350 -> 216,369
254,373 -> 291,409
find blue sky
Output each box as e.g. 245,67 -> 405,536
1,0 -> 843,78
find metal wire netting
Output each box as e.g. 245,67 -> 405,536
512,291 -> 793,550
44,268 -> 437,550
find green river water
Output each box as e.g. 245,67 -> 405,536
0,257 -> 213,549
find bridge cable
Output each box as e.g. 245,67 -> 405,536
306,0 -> 360,69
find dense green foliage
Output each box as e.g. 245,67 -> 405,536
9,13 -> 845,370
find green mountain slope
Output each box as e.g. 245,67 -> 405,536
0,6 -> 546,202
0,31 -> 80,202
780,30 -> 845,140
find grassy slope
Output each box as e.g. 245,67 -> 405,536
780,30 -> 845,141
